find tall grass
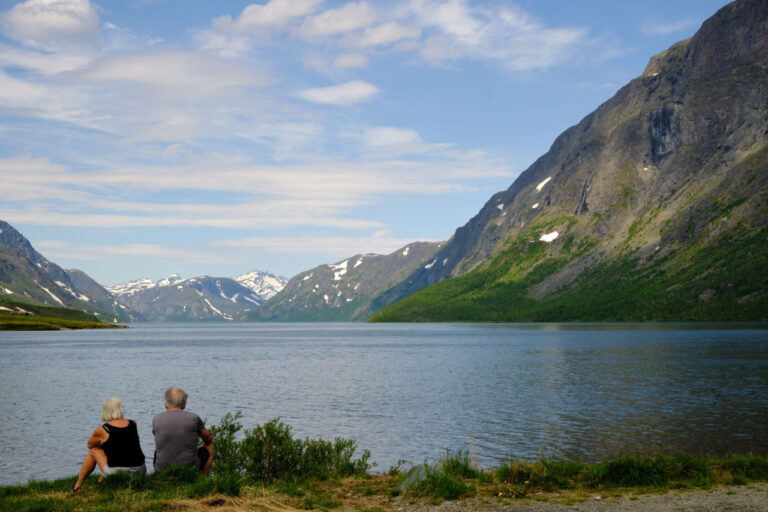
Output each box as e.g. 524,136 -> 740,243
396,450 -> 476,501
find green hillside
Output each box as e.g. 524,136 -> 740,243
370,225 -> 768,322
0,299 -> 127,330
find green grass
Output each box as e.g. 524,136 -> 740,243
0,466 -> 240,512
2,433 -> 767,512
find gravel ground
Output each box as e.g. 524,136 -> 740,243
392,483 -> 768,512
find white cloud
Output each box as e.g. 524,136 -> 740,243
333,53 -> 368,68
408,0 -> 588,71
215,232 -> 423,256
364,126 -> 420,147
298,2 -> 376,38
238,121 -> 325,160
194,28 -> 253,57
0,44 -> 91,74
0,147 -> 513,230
213,0 -> 322,32
0,69 -> 46,106
641,19 -> 698,36
78,51 -> 266,98
344,22 -> 421,48
35,241 -> 242,265
1,0 -> 100,50
298,80 -> 379,104
304,56 -> 329,72
361,125 -> 454,157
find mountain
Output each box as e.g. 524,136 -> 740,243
371,0 -> 768,322
0,220 -> 138,322
251,241 -> 442,321
107,271 -> 285,322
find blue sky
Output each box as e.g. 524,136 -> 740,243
0,0 -> 730,285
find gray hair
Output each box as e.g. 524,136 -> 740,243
101,397 -> 124,421
164,387 -> 188,409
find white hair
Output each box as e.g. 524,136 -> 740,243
101,397 -> 124,421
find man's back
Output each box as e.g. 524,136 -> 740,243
153,409 -> 204,472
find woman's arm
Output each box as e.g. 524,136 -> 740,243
87,426 -> 108,449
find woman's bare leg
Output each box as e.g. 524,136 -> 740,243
73,448 -> 107,491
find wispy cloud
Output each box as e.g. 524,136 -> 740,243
0,148 -> 512,233
343,22 -> 421,48
408,0 -> 588,70
77,51 -> 268,98
298,80 -> 379,104
215,232 -> 429,256
333,53 -> 369,69
641,19 -> 698,36
212,0 -> 322,33
298,2 -> 377,38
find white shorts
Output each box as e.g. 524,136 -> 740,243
103,463 -> 147,476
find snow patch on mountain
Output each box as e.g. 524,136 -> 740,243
539,231 -> 559,243
234,270 -> 286,299
35,281 -> 64,306
328,260 -> 349,281
536,177 -> 552,192
157,274 -> 183,287
106,278 -> 157,296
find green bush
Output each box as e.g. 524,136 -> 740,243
208,413 -> 371,482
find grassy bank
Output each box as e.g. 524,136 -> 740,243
0,300 -> 126,330
2,416 -> 767,511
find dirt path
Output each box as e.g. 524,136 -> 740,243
392,483 -> 768,512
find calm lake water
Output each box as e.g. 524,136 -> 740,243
0,322 -> 767,485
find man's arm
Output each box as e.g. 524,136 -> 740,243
200,427 -> 213,446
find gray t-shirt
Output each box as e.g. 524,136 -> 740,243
152,409 -> 204,472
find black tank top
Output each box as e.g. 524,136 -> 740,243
101,421 -> 146,467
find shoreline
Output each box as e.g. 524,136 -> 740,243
3,476 -> 767,512
3,451 -> 767,512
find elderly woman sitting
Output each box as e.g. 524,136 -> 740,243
72,397 -> 146,493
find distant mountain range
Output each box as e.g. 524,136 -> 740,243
106,272 -> 286,321
0,219 -> 287,323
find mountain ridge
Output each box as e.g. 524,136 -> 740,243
107,271 -> 286,322
251,241 -> 442,321
0,220 -> 139,322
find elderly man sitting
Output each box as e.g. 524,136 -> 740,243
152,387 -> 214,475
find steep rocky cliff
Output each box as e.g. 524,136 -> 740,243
371,0 -> 768,321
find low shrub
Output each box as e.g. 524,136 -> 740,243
208,412 -> 371,482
